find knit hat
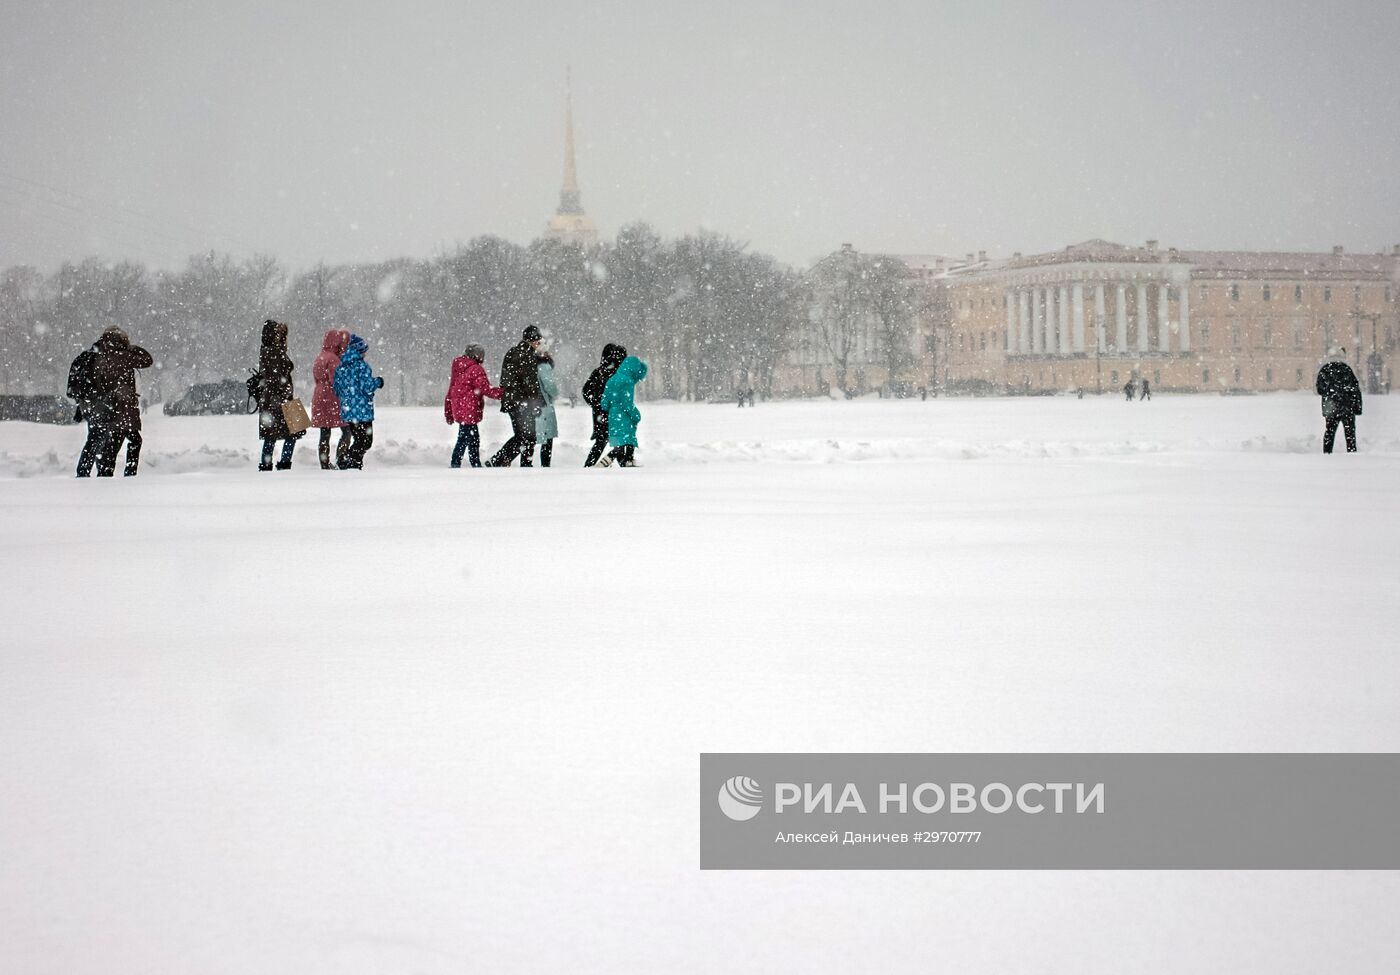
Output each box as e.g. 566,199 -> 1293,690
522,325 -> 542,343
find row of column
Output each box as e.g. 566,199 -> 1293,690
1004,282 -> 1190,356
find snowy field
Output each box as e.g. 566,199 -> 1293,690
2,393 -> 1399,973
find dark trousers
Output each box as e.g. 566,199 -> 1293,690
76,419 -> 104,476
609,444 -> 635,466
342,422 -> 374,469
451,423 -> 482,468
95,424 -> 142,477
259,438 -> 296,470
539,439 -> 553,468
488,405 -> 537,467
319,427 -> 351,469
1323,414 -> 1357,453
584,411 -> 609,467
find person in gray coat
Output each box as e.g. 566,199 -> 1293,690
535,352 -> 559,468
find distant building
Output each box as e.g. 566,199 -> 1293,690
542,70 -> 600,249
776,240 -> 1399,396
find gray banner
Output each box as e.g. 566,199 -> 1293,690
700,753 -> 1400,869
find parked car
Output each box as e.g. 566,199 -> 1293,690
164,380 -> 256,416
0,394 -> 79,425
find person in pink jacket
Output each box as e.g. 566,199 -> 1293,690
444,342 -> 503,468
311,329 -> 351,469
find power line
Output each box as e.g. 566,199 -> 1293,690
0,170 -> 263,253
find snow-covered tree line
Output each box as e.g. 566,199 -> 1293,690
0,225 -> 925,403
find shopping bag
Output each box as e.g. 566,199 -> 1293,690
282,398 -> 312,435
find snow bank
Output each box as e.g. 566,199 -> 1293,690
2,394 -> 1396,477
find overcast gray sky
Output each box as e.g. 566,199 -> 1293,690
2,0 -> 1398,272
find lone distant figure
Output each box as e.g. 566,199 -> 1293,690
1315,347 -> 1363,454
1139,378 -> 1151,401
1123,380 -> 1136,401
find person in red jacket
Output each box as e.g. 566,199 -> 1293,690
444,343 -> 503,468
311,329 -> 351,469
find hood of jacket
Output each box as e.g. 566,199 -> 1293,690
615,355 -> 647,383
322,329 -> 350,356
343,334 -> 369,361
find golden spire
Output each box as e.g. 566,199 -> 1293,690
543,65 -> 598,247
561,65 -> 580,201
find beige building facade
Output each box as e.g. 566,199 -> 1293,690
925,240 -> 1399,395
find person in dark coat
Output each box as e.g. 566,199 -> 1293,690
70,327 -> 153,477
582,343 -> 626,467
1315,347 -> 1363,454
443,342 -> 502,468
1123,379 -> 1136,401
1139,378 -> 1151,400
485,325 -> 544,467
254,320 -> 303,471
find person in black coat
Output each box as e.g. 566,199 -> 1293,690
485,325 -> 544,467
254,320 -> 303,471
70,327 -> 153,477
1315,348 -> 1363,454
582,343 -> 627,467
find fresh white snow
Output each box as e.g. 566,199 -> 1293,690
2,394 -> 1398,973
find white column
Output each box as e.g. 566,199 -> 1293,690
1018,289 -> 1031,353
1057,285 -> 1070,353
1072,283 -> 1086,353
1005,289 -> 1016,353
1094,284 -> 1108,352
1046,287 -> 1059,354
1157,282 -> 1170,352
1115,284 -> 1128,351
1136,282 -> 1150,352
1178,280 -> 1191,352
1033,288 -> 1045,353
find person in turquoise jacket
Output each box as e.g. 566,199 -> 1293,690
597,354 -> 647,467
534,353 -> 559,467
333,334 -> 384,469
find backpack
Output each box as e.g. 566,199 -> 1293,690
246,370 -> 261,400
66,348 -> 97,403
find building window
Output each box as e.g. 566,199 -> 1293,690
1387,326 -> 1395,349
1294,327 -> 1304,348
1231,322 -> 1242,348
1230,283 -> 1240,301
924,334 -> 936,353
980,334 -> 987,351
1262,284 -> 1271,301
1234,366 -> 1242,383
1153,370 -> 1160,385
1353,285 -> 1362,304
1295,284 -> 1303,303
1199,284 -> 1209,301
1324,287 -> 1331,303
1200,320 -> 1210,346
1266,368 -> 1273,384
1386,286 -> 1392,303
1263,324 -> 1272,347
1296,368 -> 1304,383
1202,368 -> 1210,384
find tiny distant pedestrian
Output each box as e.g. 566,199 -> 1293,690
1140,378 -> 1151,401
444,342 -> 502,468
69,327 -> 152,477
1315,346 -> 1363,454
254,320 -> 304,471
1123,379 -> 1136,401
595,354 -> 648,468
534,348 -> 559,468
312,329 -> 352,469
333,334 -> 384,469
748,388 -> 756,407
582,343 -> 626,467
485,326 -> 544,467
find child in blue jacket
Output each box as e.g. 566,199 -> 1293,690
333,334 -> 384,469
